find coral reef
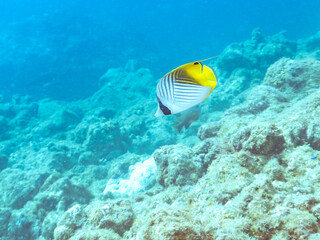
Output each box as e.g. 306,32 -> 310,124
142,206 -> 206,240
153,144 -> 203,187
0,208 -> 11,238
53,204 -> 85,240
0,169 -> 49,209
0,155 -> 8,171
263,58 -> 320,98
53,200 -> 134,239
208,29 -> 296,111
233,122 -> 286,155
86,200 -> 134,236
1,29 -> 320,239
83,120 -> 126,159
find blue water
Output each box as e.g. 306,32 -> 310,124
0,0 -> 319,101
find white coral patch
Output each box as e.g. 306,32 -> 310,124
103,157 -> 157,196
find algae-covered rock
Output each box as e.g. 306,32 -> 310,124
206,29 -> 297,112
38,100 -> 63,120
99,67 -> 154,97
233,150 -> 269,174
70,164 -> 109,195
221,174 -> 279,238
282,209 -> 318,239
84,120 -> 127,159
86,200 -> 134,236
279,90 -> 320,150
42,211 -> 61,240
207,217 -> 253,240
213,30 -> 296,106
7,211 -> 34,240
298,31 -> 320,53
232,85 -> 288,115
78,151 -> 99,165
0,168 -> 49,209
197,122 -> 220,141
233,122 -> 285,155
54,204 -> 85,240
35,176 -> 93,212
142,206 -> 205,240
193,137 -> 216,155
281,145 -> 320,177
263,58 -> 320,98
54,225 -> 73,240
262,158 -> 286,181
9,103 -> 38,129
194,138 -> 235,172
153,144 -> 203,187
197,154 -> 254,205
69,228 -> 121,240
0,208 -> 11,237
0,155 -> 8,171
47,151 -> 77,172
308,233 -> 320,240
36,108 -> 81,137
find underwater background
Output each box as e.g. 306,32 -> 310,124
0,0 -> 320,239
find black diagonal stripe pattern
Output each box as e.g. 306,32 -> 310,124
156,67 -> 210,108
174,69 -> 201,86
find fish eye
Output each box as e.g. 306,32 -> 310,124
194,62 -> 199,65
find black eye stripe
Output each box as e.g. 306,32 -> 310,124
194,62 -> 199,65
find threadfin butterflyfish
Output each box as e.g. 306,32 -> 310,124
155,60 -> 217,117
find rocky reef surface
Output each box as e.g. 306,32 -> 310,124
0,29 -> 320,239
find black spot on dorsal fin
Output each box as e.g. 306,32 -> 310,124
157,97 -> 171,115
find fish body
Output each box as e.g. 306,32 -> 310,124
172,105 -> 201,133
155,61 -> 217,117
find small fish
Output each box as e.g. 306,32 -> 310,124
172,105 -> 201,133
311,156 -> 319,160
155,60 -> 217,117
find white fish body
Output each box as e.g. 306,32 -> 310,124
155,61 -> 217,117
